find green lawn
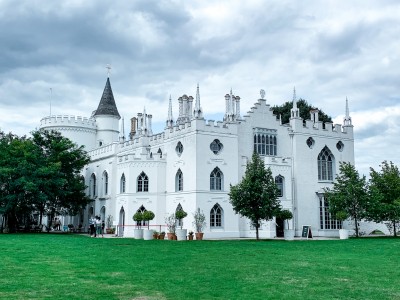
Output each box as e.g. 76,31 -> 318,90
0,234 -> 399,300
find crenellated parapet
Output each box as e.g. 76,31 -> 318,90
40,115 -> 97,129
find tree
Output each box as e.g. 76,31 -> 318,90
368,161 -> 400,237
272,99 -> 332,125
0,130 -> 90,231
229,152 -> 281,240
324,162 -> 369,237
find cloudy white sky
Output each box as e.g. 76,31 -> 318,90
0,0 -> 399,176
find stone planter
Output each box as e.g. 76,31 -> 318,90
284,229 -> 295,241
176,229 -> 187,241
134,228 -> 144,239
339,229 -> 349,240
143,229 -> 153,240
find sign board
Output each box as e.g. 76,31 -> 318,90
301,225 -> 313,239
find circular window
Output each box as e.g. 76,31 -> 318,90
306,137 -> 315,149
176,141 -> 183,156
210,139 -> 223,155
336,141 -> 344,152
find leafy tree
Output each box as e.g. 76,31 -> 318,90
31,130 -> 90,221
142,210 -> 155,230
272,99 -> 332,124
133,211 -> 143,229
229,152 -> 281,240
368,161 -> 400,237
175,209 -> 187,230
0,130 -> 90,231
324,162 -> 369,237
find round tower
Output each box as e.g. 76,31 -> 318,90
92,77 -> 121,147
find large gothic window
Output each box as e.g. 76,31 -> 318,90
210,167 -> 223,191
275,175 -> 284,197
318,194 -> 342,230
318,146 -> 334,181
137,172 -> 149,192
120,173 -> 126,193
253,128 -> 277,156
90,174 -> 96,198
210,203 -> 223,228
103,171 -> 108,196
175,169 -> 183,192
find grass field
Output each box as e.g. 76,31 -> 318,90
0,234 -> 399,300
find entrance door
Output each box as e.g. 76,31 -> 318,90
119,207 -> 125,237
276,217 -> 284,238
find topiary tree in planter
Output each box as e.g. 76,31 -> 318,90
142,210 -> 155,230
175,209 -> 187,230
279,209 -> 293,229
175,209 -> 188,241
277,209 -> 294,240
133,211 -> 143,229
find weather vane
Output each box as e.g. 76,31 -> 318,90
260,89 -> 265,99
106,64 -> 112,77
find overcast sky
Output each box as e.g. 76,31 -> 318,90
0,0 -> 399,176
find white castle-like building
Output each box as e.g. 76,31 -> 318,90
40,76 -> 368,238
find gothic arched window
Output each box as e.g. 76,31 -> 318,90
210,167 -> 223,191
120,173 -> 126,193
275,175 -> 284,197
136,205 -> 147,227
318,146 -> 334,181
90,174 -> 96,198
103,171 -> 108,196
210,203 -> 223,228
137,172 -> 149,192
175,169 -> 183,192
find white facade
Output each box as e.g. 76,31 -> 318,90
39,78 -> 388,238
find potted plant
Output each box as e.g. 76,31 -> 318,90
193,208 -> 206,240
142,210 -> 155,240
336,211 -> 349,239
279,209 -> 294,241
106,215 -> 114,234
158,231 -> 166,240
152,230 -> 159,239
175,209 -> 188,241
165,213 -> 176,240
188,231 -> 194,240
133,211 -> 144,239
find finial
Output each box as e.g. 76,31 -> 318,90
293,86 -> 296,103
345,96 -> 349,118
106,64 -> 111,78
260,89 -> 265,99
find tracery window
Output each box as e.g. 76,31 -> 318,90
318,146 -> 334,181
210,139 -> 223,155
306,137 -> 315,148
175,169 -> 183,192
137,172 -> 149,192
157,148 -> 162,158
176,141 -> 183,156
336,141 -> 344,152
210,203 -> 223,228
210,167 -> 223,191
275,175 -> 284,197
253,128 -> 277,156
120,173 -> 126,193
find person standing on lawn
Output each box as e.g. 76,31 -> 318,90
89,217 -> 95,237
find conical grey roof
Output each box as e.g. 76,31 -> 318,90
93,78 -> 120,118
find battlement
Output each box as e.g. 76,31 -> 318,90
88,142 -> 118,160
40,115 -> 97,129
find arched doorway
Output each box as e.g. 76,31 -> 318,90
119,207 -> 125,237
100,206 -> 106,222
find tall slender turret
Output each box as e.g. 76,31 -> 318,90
290,87 -> 300,119
119,116 -> 125,143
93,77 -> 121,147
343,97 -> 352,126
193,84 -> 203,119
166,95 -> 174,128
